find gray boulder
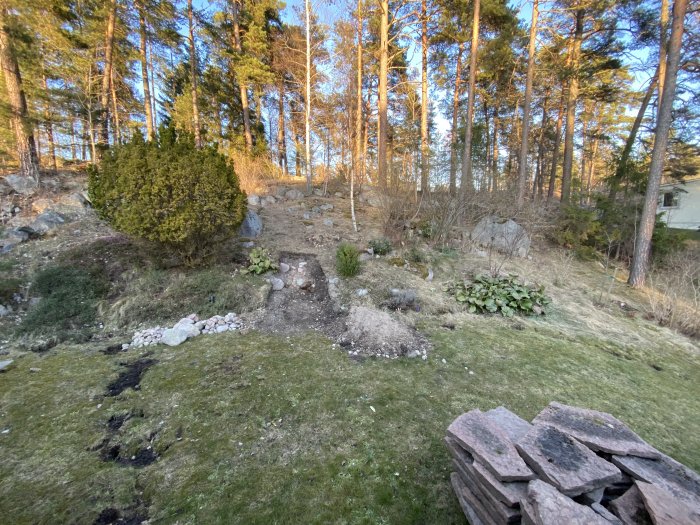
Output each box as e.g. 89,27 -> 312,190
471,216 -> 530,258
0,305 -> 11,317
1,229 -> 29,253
27,211 -> 66,234
161,327 -> 191,346
285,189 -> 305,200
247,194 -> 260,206
238,210 -> 263,238
4,174 -> 38,195
261,195 -> 276,206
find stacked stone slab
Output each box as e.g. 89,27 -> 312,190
446,402 -> 700,525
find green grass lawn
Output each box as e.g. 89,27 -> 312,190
1,317 -> 699,524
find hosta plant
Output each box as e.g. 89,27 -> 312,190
444,274 -> 550,317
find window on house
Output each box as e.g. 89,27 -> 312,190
661,191 -> 679,208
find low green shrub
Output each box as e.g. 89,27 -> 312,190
20,264 -> 110,337
444,274 -> 550,317
88,126 -> 246,264
406,246 -> 428,263
368,238 -> 393,255
336,243 -> 361,277
241,247 -> 278,275
0,278 -> 22,303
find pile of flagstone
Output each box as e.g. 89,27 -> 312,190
446,402 -> 700,524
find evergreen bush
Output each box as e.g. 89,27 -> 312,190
336,243 -> 361,277
88,126 -> 247,263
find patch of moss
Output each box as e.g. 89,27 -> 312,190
0,324 -> 698,524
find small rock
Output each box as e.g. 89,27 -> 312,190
247,194 -> 261,206
216,325 -> 229,333
261,195 -> 276,206
279,263 -> 290,273
29,367 -> 41,372
270,277 -> 285,291
0,305 -> 11,317
406,349 -> 421,358
323,218 -> 333,227
334,192 -> 343,198
356,288 -> 369,297
0,359 -> 14,371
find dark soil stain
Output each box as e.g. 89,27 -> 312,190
102,343 -> 128,356
106,358 -> 156,396
93,506 -> 148,525
99,443 -> 158,468
107,413 -> 129,431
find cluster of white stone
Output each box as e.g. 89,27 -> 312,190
123,312 -> 241,349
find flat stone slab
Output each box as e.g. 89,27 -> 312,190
533,402 -> 660,459
608,485 -> 653,525
612,453 -> 700,509
0,359 -> 14,372
636,480 -> 700,525
450,472 -> 488,525
453,459 -> 521,524
591,502 -> 623,524
516,424 -> 622,496
447,409 -> 535,481
524,479 -> 611,525
472,460 -> 528,508
485,406 -> 533,443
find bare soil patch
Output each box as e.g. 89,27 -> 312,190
106,358 -> 156,397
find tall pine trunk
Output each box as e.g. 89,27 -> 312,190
277,81 -> 288,175
138,2 -> 154,140
419,0 -> 429,197
352,0 -> 363,231
99,0 -> 117,151
629,0 -> 687,287
516,0 -> 538,209
449,40 -> 464,195
231,0 -> 252,152
377,0 -> 389,188
0,5 -> 40,181
609,70 -> 658,201
547,90 -> 566,201
42,74 -> 57,173
460,0 -> 480,197
304,0 -> 312,192
560,8 -> 584,204
188,0 -> 202,147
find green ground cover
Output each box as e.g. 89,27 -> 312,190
1,316 -> 698,524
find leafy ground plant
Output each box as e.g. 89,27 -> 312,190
242,247 -> 278,275
444,274 -> 550,317
368,238 -> 393,255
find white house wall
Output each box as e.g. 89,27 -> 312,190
658,180 -> 700,230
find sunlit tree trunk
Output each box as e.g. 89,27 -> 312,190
188,0 -> 202,147
629,0 -> 687,287
138,1 -> 154,140
99,0 -> 117,151
419,0 -> 429,197
377,0 -> 389,188
277,81 -> 288,175
460,0 -> 480,197
42,75 -> 57,173
0,4 -> 40,180
352,0 -> 363,231
516,0 -> 538,209
547,91 -> 566,201
561,8 -> 584,204
304,0 -> 312,192
449,40 -> 464,195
